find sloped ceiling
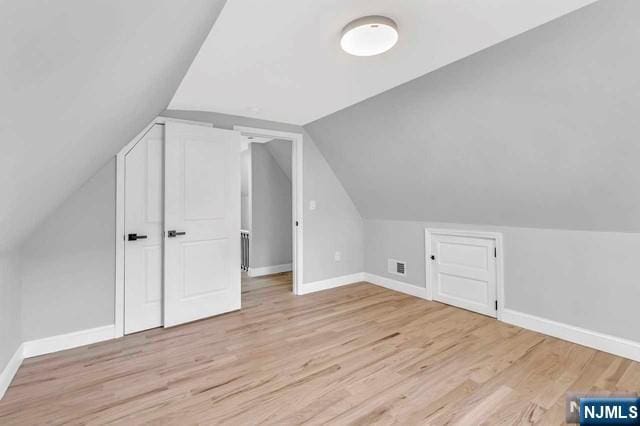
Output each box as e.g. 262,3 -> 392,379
306,0 -> 640,232
266,140 -> 292,181
0,0 -> 226,251
170,0 -> 597,124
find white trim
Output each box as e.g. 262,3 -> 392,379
425,228 -> 505,319
115,117 -> 214,338
242,136 -> 274,144
0,343 -> 24,400
246,145 -> 253,235
156,116 -> 215,128
233,126 -> 304,296
22,325 -> 116,359
501,309 -> 640,362
364,273 -> 430,299
248,263 -> 292,277
298,273 -> 364,295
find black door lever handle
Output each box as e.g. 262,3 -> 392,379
128,233 -> 148,241
167,230 -> 186,238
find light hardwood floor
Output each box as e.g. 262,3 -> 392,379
1,273 -> 639,425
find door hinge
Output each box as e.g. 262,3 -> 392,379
494,247 -> 497,258
296,221 -> 299,227
495,300 -> 498,310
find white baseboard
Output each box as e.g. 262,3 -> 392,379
23,325 -> 116,359
248,263 -> 292,277
501,309 -> 640,362
0,343 -> 24,400
298,272 -> 365,295
364,273 -> 431,300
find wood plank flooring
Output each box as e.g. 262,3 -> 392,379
1,273 -> 639,425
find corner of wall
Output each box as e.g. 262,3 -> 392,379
300,129 -> 364,283
18,158 -> 116,342
0,250 -> 23,399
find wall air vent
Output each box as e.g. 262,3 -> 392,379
388,259 -> 407,277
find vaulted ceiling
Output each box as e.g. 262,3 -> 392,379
170,0 -> 597,124
4,0 -> 627,252
0,0 -> 227,251
306,0 -> 640,232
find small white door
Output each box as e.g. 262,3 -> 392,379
124,125 -> 164,334
163,122 -> 241,327
429,232 -> 497,318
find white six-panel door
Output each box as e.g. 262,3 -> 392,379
124,124 -> 164,334
428,232 -> 498,318
163,122 -> 241,327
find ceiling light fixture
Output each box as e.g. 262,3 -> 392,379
340,15 -> 398,57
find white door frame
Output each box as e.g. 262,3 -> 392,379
425,228 -> 505,320
233,126 -> 304,296
114,117 -> 214,338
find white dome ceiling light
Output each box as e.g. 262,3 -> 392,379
340,16 -> 398,57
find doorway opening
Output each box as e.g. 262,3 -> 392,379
240,136 -> 293,294
234,126 -> 303,297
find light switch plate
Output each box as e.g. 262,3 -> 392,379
309,200 -> 316,210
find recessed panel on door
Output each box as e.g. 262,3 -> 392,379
184,140 -> 226,220
124,124 -> 164,334
183,240 -> 228,296
429,233 -> 497,318
164,122 -> 241,327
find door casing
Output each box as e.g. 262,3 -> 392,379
233,125 -> 304,297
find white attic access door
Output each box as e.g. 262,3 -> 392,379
115,118 -> 241,335
425,229 -> 504,319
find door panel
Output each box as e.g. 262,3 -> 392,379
184,140 -> 226,220
124,124 -> 164,334
143,246 -> 163,300
183,240 -> 228,296
164,122 -> 241,327
430,233 -> 497,318
438,273 -> 488,305
439,242 -> 488,269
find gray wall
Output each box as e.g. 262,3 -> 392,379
241,149 -> 250,230
365,219 -> 640,343
20,159 -> 115,341
163,110 -> 364,282
306,0 -> 640,232
303,0 -> 640,346
0,0 -> 227,252
250,143 -> 292,268
0,253 -> 21,373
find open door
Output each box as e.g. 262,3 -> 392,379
163,122 -> 241,327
